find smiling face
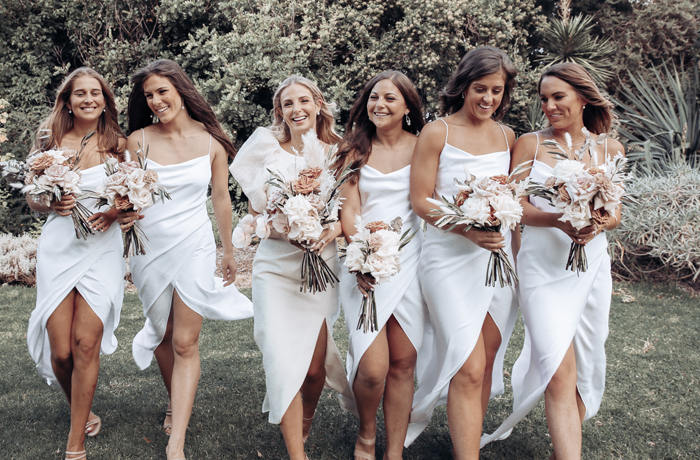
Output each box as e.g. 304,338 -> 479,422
278,83 -> 322,136
67,76 -> 106,123
142,74 -> 185,124
539,76 -> 587,130
367,78 -> 409,130
463,71 -> 506,121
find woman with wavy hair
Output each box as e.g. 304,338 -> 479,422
335,70 -> 427,460
118,59 -> 253,460
26,67 -> 126,460
407,46 -> 520,458
481,62 -> 623,460
230,75 -> 351,460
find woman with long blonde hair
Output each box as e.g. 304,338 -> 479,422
230,75 -> 351,460
26,67 -> 126,460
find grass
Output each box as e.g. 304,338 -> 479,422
0,281 -> 698,459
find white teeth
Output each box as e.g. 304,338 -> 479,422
373,113 -> 389,117
478,104 -> 492,109
292,116 -> 307,122
157,107 -> 169,114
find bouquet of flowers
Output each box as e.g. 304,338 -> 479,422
527,128 -> 627,273
233,130 -> 353,293
0,158 -> 29,188
427,163 -> 530,287
92,145 -> 171,257
340,216 -> 417,333
22,132 -> 96,239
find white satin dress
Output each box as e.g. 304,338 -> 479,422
337,164 -> 427,417
230,127 -> 351,424
27,164 -> 125,387
405,120 -> 518,445
481,135 -> 612,446
130,131 -> 253,370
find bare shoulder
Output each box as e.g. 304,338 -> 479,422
606,137 -> 625,156
512,132 -> 540,155
501,124 -> 516,146
417,119 -> 447,145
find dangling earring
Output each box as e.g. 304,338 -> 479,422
462,93 -> 465,99
405,113 -> 411,126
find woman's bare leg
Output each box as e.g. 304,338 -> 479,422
155,309 -> 175,432
480,314 -> 501,418
545,343 -> 582,460
165,291 -> 203,460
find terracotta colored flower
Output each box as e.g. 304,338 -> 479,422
28,153 -> 55,172
591,207 -> 612,227
292,175 -> 320,194
366,221 -> 392,233
455,189 -> 471,207
486,207 -> 500,226
558,185 -> 571,203
114,195 -> 132,211
587,166 -> 604,176
491,174 -> 509,185
299,167 -> 323,180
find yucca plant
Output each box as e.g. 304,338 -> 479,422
524,96 -> 549,133
537,14 -> 615,86
614,63 -> 700,174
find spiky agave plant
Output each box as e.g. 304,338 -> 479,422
537,14 -> 615,87
614,63 -> 700,174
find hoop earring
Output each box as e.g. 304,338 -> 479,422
405,114 -> 411,126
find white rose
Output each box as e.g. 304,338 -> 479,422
470,177 -> 500,199
127,183 -> 154,213
559,201 -> 591,230
101,171 -> 129,205
43,164 -> 69,187
491,194 -> 523,230
62,170 -> 81,194
374,229 -> 401,257
565,171 -> 597,203
343,242 -> 365,272
362,253 -> 399,284
460,196 -> 491,226
119,161 -> 141,174
283,195 -> 323,243
552,160 -> 586,185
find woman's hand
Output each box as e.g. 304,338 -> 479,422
555,219 -> 598,245
220,252 -> 238,286
116,210 -> 143,232
50,195 -> 76,216
464,228 -> 505,252
310,222 -> 342,253
87,208 -> 118,233
355,272 -> 375,298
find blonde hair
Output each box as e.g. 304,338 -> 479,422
270,76 -> 341,145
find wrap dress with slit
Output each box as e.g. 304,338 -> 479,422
27,164 -> 125,387
480,134 -> 612,446
130,131 -> 253,370
230,127 -> 351,424
337,164 -> 427,417
405,120 -> 518,445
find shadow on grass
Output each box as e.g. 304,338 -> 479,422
0,282 -> 698,459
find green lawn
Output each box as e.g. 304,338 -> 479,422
0,282 -> 698,459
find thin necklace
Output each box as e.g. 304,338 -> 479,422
549,126 -> 585,147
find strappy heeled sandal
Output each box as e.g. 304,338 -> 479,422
163,408 -> 172,435
302,410 -> 315,444
65,450 -> 86,460
353,434 -> 376,460
85,414 -> 101,437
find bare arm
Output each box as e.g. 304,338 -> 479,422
339,177 -> 361,244
211,142 -> 237,286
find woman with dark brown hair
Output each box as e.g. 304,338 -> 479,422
407,47 -> 519,458
230,75 -> 351,460
480,62 -> 624,460
335,71 -> 426,460
26,67 -> 126,460
118,59 -> 253,460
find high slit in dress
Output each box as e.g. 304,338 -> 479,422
230,127 -> 351,424
480,134 -> 612,446
405,119 -> 518,445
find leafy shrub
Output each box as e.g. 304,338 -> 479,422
609,163 -> 700,283
0,233 -> 37,286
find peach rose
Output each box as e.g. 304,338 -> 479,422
591,207 -> 612,227
144,169 -> 158,184
28,153 -> 55,172
455,189 -> 471,207
366,221 -> 391,233
114,195 -> 132,211
558,185 -> 571,203
544,176 -> 557,189
299,167 -> 323,180
292,175 -> 320,194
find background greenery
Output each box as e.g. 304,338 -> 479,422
0,281 -> 698,459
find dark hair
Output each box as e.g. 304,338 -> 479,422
270,75 -> 342,145
34,67 -> 124,157
127,59 -> 237,157
336,71 -> 424,183
538,62 -> 615,134
439,46 -> 517,120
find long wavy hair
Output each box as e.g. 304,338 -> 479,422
538,62 -> 615,134
127,59 -> 237,157
270,76 -> 341,145
439,46 -> 517,120
336,71 -> 424,183
34,67 -> 124,156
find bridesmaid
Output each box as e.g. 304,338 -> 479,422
336,71 -> 427,460
118,59 -> 253,460
230,75 -> 351,460
481,62 -> 623,460
407,47 -> 519,458
26,67 -> 126,460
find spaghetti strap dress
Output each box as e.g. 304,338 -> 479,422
405,119 -> 518,446
27,164 -> 125,387
230,127 -> 351,424
337,164 -> 427,417
481,134 -> 612,446
130,130 -> 253,370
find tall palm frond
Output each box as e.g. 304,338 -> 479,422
525,96 -> 548,133
614,63 -> 700,174
537,14 -> 615,86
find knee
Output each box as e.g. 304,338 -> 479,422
452,360 -> 484,390
51,349 -> 73,370
355,365 -> 387,390
546,366 -> 577,398
72,334 -> 101,361
388,352 -> 416,380
172,334 -> 199,358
